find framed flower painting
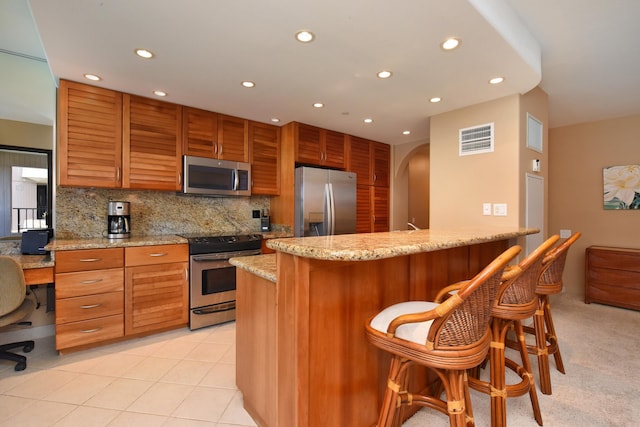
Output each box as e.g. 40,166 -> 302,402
603,164 -> 640,209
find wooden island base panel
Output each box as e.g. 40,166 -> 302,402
231,227 -> 537,427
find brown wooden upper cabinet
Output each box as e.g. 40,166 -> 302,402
249,121 -> 281,195
218,114 -> 249,163
293,122 -> 346,169
348,136 -> 390,186
123,94 -> 182,191
182,107 -> 218,158
58,80 -> 182,191
348,135 -> 372,186
58,79 -> 123,188
372,141 -> 390,187
183,108 -> 249,163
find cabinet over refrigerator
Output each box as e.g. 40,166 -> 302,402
294,166 -> 356,237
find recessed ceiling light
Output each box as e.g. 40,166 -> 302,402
430,97 -> 442,103
295,30 -> 315,43
313,102 -> 324,108
377,70 -> 392,79
134,48 -> 154,59
271,118 -> 280,123
489,76 -> 505,85
83,73 -> 101,81
441,37 -> 461,51
402,130 -> 411,135
241,81 -> 255,88
153,90 -> 167,97
363,118 -> 373,124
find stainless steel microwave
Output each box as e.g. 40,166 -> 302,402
182,156 -> 251,196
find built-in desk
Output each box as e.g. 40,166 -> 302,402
232,226 -> 537,427
9,254 -> 55,286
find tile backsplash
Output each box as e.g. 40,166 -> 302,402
55,187 -> 274,239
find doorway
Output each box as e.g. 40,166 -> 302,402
407,145 -> 430,229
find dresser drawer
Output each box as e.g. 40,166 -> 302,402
55,268 -> 124,298
56,291 -> 123,324
125,244 -> 188,267
56,314 -> 124,350
56,248 -> 124,273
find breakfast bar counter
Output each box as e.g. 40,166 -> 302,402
232,227 -> 536,427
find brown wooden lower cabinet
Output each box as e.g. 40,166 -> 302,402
585,246 -> 640,311
54,244 -> 188,351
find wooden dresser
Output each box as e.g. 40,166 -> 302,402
585,246 -> 640,311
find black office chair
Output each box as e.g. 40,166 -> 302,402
0,256 -> 35,371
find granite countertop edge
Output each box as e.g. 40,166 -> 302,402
230,253 -> 276,283
45,235 -> 188,251
266,227 -> 538,261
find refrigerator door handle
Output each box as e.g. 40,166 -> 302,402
327,183 -> 336,235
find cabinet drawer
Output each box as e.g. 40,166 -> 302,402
56,248 -> 124,273
587,248 -> 640,273
585,280 -> 640,310
56,291 -> 123,324
55,268 -> 124,298
56,314 -> 124,350
125,244 -> 188,267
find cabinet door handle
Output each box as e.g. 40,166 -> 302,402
80,328 -> 101,333
80,279 -> 103,285
149,253 -> 168,257
80,304 -> 101,309
178,172 -> 182,185
116,167 -> 121,182
79,258 -> 102,263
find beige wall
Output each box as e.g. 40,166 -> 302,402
430,94 -> 521,228
0,119 -> 53,150
518,87 -> 549,231
549,113 -> 640,296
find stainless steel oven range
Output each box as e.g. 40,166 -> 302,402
179,233 -> 262,330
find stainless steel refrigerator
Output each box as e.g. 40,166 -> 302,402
294,166 -> 357,237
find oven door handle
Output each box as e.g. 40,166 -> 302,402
191,249 -> 261,262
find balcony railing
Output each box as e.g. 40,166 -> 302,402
12,207 -> 48,233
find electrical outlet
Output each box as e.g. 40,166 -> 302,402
483,203 -> 492,216
493,203 -> 507,216
560,229 -> 571,238
252,209 -> 260,218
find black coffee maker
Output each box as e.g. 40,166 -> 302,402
107,201 -> 131,239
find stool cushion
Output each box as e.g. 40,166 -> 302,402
370,301 -> 438,345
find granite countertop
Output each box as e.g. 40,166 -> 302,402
229,253 -> 276,283
266,226 -> 538,261
10,253 -> 55,269
45,235 -> 188,251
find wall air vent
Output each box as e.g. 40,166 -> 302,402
459,123 -> 494,156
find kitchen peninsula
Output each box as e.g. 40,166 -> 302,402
230,226 -> 537,427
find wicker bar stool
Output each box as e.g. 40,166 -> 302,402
442,235 -> 559,427
365,245 -> 521,427
523,232 -> 581,395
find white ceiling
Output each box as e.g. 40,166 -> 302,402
1,0 -> 639,145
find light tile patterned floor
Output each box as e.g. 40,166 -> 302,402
0,322 -> 258,427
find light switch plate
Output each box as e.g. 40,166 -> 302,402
483,203 -> 492,216
493,203 -> 507,216
560,229 -> 571,238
